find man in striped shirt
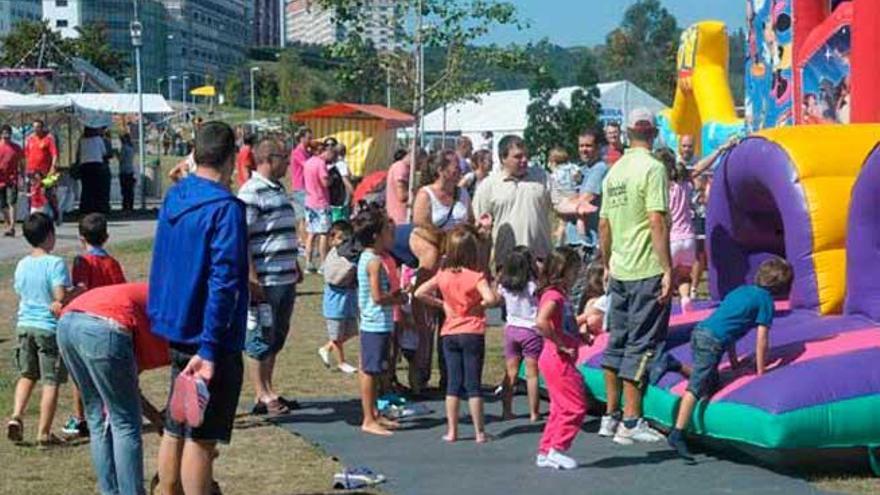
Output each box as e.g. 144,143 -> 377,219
238,138 -> 303,415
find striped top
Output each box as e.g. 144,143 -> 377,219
357,249 -> 394,333
238,171 -> 300,286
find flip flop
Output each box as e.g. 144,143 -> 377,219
37,433 -> 66,450
6,418 -> 22,442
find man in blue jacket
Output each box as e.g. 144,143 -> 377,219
149,121 -> 248,495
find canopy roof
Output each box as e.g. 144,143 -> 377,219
190,85 -> 216,97
293,103 -> 414,128
424,80 -> 667,134
0,90 -> 173,115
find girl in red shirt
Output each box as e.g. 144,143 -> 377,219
415,225 -> 498,443
535,247 -> 591,470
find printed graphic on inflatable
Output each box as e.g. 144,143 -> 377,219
801,26 -> 850,124
745,0 -> 794,131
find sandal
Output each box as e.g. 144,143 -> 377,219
6,418 -> 22,443
264,399 -> 290,416
3,229 -> 13,238
278,396 -> 300,410
37,433 -> 66,449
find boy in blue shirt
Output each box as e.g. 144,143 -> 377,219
318,220 -> 359,374
667,257 -> 793,460
7,213 -> 72,447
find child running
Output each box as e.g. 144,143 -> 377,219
535,247 -> 589,470
415,224 -> 498,443
497,245 -> 543,422
7,213 -> 73,447
355,207 -> 407,436
667,257 -> 793,460
63,213 -> 127,438
318,220 -> 359,374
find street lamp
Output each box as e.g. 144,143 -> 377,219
182,74 -> 189,108
156,77 -> 165,97
168,75 -> 178,103
250,66 -> 260,124
131,0 -> 146,210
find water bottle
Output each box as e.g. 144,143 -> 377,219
258,303 -> 274,329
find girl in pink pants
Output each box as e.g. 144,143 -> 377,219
535,247 -> 589,470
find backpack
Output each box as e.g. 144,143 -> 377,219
327,165 -> 347,207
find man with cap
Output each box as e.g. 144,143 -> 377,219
597,107 -> 672,445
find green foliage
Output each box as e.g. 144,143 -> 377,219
0,20 -> 126,80
524,65 -> 601,166
598,0 -> 680,104
223,72 -> 243,106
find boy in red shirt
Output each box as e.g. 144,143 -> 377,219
62,213 -> 127,437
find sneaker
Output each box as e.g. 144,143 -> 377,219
318,347 -> 331,368
62,416 -> 88,437
332,467 -> 386,490
613,418 -> 665,445
338,362 -> 357,374
598,414 -> 620,437
667,429 -> 695,461
536,449 -> 578,470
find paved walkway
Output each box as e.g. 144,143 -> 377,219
278,396 -> 830,495
0,218 -> 157,262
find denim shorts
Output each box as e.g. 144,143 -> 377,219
290,190 -> 306,222
245,284 -> 297,361
164,344 -> 243,444
686,328 -> 725,398
306,207 -> 332,234
360,332 -> 391,376
602,276 -> 671,383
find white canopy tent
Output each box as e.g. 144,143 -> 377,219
0,90 -> 172,116
423,80 -> 668,156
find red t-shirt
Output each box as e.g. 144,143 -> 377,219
604,146 -> 623,166
25,133 -> 58,175
0,141 -> 22,187
235,145 -> 255,188
62,282 -> 170,372
436,268 -> 487,336
72,251 -> 127,290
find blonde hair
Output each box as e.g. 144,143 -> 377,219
443,224 -> 481,271
548,147 -> 569,166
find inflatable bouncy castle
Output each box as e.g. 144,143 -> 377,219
560,0 -> 880,474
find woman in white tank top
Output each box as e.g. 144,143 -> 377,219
412,149 -> 473,231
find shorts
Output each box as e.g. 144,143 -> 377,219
686,328 -> 725,398
245,284 -> 297,361
0,185 -> 17,209
359,331 -> 391,376
13,328 -> 67,385
671,238 -> 697,269
306,207 -> 332,234
290,190 -> 306,222
164,344 -> 243,444
326,318 -> 358,341
693,216 -> 707,253
602,275 -> 671,383
503,325 -> 544,360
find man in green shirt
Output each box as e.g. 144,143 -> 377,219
598,108 -> 673,445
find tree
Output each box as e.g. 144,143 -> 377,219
0,20 -> 68,69
524,62 -> 601,165
70,23 -> 127,78
599,0 -> 680,104
317,0 -> 526,114
223,72 -> 243,106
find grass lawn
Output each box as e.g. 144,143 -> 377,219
0,239 -> 876,494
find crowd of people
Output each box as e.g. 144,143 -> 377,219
5,107 -> 796,493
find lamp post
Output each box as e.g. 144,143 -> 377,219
131,0 -> 146,210
249,66 -> 260,124
156,77 -> 164,97
168,75 -> 178,103
182,74 -> 189,108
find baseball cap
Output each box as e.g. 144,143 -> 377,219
627,107 -> 656,129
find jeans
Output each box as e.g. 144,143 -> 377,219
57,312 -> 145,495
80,162 -> 111,214
119,173 -> 135,211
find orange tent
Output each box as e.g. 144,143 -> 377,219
292,103 -> 414,177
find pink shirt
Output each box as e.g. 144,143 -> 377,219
385,159 -> 410,225
669,180 -> 695,241
538,287 -> 580,357
303,156 -> 330,209
436,268 -> 486,336
289,143 -> 308,191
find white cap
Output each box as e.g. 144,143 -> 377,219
627,107 -> 656,129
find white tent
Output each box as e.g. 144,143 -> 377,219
0,90 -> 172,115
423,80 -> 668,153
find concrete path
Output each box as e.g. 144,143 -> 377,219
0,218 -> 157,262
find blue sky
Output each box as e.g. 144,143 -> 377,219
481,0 -> 745,47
